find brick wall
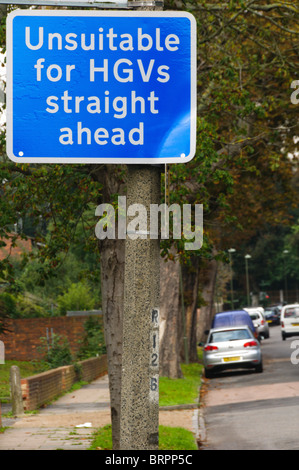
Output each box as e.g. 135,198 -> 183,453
0,316 -> 103,361
21,355 -> 107,411
79,356 -> 108,383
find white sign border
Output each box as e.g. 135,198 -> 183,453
6,9 -> 197,164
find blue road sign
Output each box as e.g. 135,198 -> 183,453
7,10 -> 196,164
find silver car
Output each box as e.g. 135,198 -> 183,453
203,326 -> 263,378
243,307 -> 270,339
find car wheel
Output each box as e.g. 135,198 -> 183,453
255,362 -> 263,373
282,332 -> 286,341
204,368 -> 213,379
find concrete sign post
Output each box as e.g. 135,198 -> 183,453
6,9 -> 196,164
120,165 -> 161,450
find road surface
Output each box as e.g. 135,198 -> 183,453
202,325 -> 299,450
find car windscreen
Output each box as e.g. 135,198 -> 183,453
284,307 -> 299,318
210,329 -> 252,343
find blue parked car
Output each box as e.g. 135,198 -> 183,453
211,310 -> 258,338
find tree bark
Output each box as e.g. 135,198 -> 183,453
159,249 -> 183,378
197,258 -> 218,344
100,237 -> 124,449
182,257 -> 200,363
94,165 -> 126,450
0,5 -> 6,23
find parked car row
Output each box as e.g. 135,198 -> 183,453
203,303 -> 298,378
203,307 -> 268,379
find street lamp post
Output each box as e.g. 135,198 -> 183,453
283,250 -> 289,303
228,248 -> 236,310
245,254 -> 251,306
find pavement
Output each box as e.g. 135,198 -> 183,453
0,374 -> 202,450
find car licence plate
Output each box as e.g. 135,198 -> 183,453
223,357 -> 241,362
292,323 -> 299,326
267,320 -> 272,323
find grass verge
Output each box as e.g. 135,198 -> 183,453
159,362 -> 203,407
88,424 -> 198,451
0,360 -> 40,402
89,362 -> 202,451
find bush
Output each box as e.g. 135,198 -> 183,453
57,282 -> 96,315
0,298 -> 11,334
15,296 -> 49,318
76,316 -> 106,360
0,292 -> 18,318
0,292 -> 49,318
38,333 -> 73,371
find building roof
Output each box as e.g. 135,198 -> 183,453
0,234 -> 33,260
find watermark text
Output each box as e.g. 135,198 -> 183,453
290,340 -> 299,364
95,196 -> 203,250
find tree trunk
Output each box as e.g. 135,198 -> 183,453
94,165 -> 126,450
0,5 -> 6,23
159,249 -> 183,378
159,252 -> 201,375
100,237 -> 124,449
182,257 -> 200,363
197,258 -> 218,343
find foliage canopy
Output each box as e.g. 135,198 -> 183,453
0,0 -> 298,305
